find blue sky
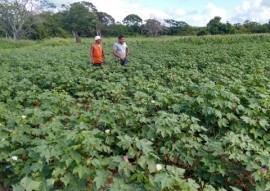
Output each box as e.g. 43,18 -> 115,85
54,0 -> 270,26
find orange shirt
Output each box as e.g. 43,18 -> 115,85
91,43 -> 104,64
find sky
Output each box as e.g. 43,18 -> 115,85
53,0 -> 270,26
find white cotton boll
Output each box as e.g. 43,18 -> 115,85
156,164 -> 162,171
21,115 -> 27,119
151,100 -> 156,104
11,156 -> 18,161
105,129 -> 110,134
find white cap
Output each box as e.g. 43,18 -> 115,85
95,36 -> 101,41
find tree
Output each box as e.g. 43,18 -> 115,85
0,3 -> 9,38
0,0 -> 54,40
123,14 -> 142,26
123,14 -> 142,35
243,20 -> 258,31
104,23 -> 129,36
96,12 -> 115,25
60,1 -> 97,43
207,16 -> 233,35
28,12 -> 69,39
223,22 -> 234,34
143,19 -> 164,37
96,11 -> 115,36
207,16 -> 223,35
197,28 -> 209,36
165,19 -> 189,35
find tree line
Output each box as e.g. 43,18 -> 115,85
0,0 -> 270,42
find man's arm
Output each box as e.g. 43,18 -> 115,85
112,50 -> 123,60
102,46 -> 105,61
126,47 -> 129,57
112,44 -> 124,60
90,44 -> 94,64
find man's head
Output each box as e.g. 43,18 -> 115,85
118,35 -> 125,44
95,36 -> 102,43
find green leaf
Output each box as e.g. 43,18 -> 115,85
138,155 -> 156,173
52,167 -> 65,177
65,157 -> 73,167
73,165 -> 90,179
187,178 -> 200,191
217,118 -> 228,128
147,158 -> 156,173
138,155 -> 147,169
136,139 -> 153,154
214,110 -> 222,119
160,174 -> 173,189
72,152 -> 82,164
166,165 -> 185,177
91,158 -> 102,167
20,176 -> 41,191
217,188 -> 227,191
203,185 -> 216,191
117,135 -> 134,149
94,170 -> 109,189
259,119 -> 269,129
230,186 -> 241,191
131,172 -> 147,183
40,179 -> 54,191
60,174 -> 73,186
153,173 -> 173,189
12,184 -> 25,191
241,116 -> 256,126
266,182 -> 270,190
110,177 -> 132,191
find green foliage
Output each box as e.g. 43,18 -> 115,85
197,29 -> 209,36
0,34 -> 270,190
123,14 -> 143,26
122,14 -> 143,36
1,0 -> 270,40
207,16 -> 234,35
29,13 -> 70,40
164,19 -> 191,36
59,1 -> 97,37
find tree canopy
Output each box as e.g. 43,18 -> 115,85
123,14 -> 142,26
0,1 -> 269,40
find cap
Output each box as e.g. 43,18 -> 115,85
95,36 -> 101,41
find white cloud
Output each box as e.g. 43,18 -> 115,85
233,0 -> 270,23
187,2 -> 227,26
239,1 -> 251,11
54,0 -> 169,22
205,2 -> 227,19
52,0 -> 269,26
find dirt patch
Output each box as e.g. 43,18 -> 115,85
0,183 -> 11,191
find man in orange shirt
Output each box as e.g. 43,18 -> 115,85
90,36 -> 105,66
